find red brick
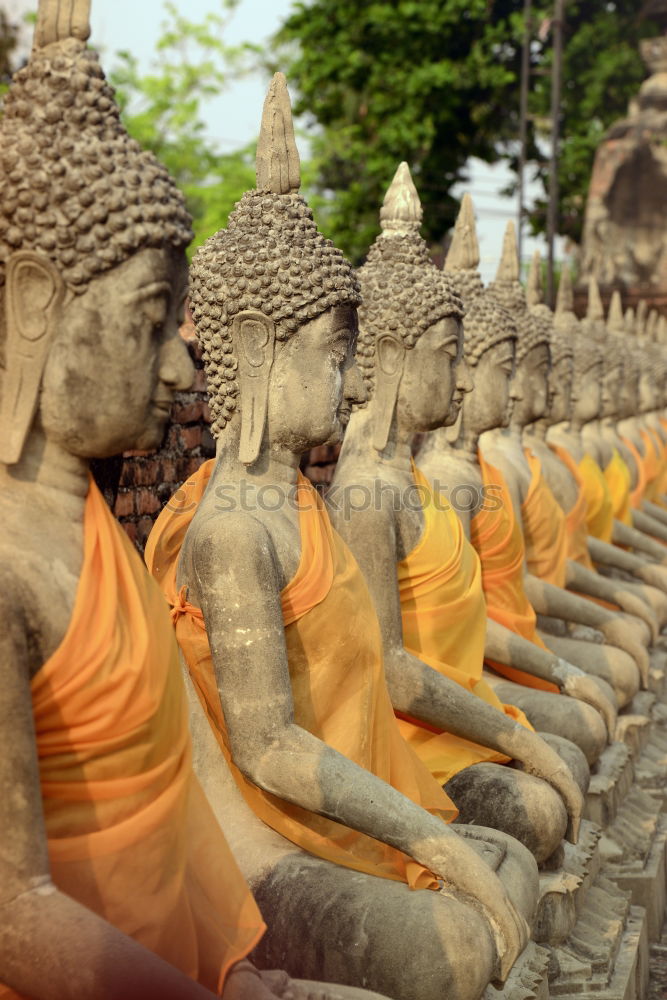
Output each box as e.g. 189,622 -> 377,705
123,448 -> 152,459
172,400 -> 206,424
183,456 -> 207,477
136,488 -> 162,516
192,369 -> 209,392
307,444 -> 341,466
159,459 -> 177,483
120,458 -> 161,488
136,517 -> 156,551
114,491 -> 135,518
180,426 -> 203,451
303,464 -> 335,486
122,522 -> 137,546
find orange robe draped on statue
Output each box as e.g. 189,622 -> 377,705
394,464 -> 533,785
623,437 -> 648,510
640,429 -> 661,503
604,449 -> 633,526
0,480 -> 265,1000
470,456 -> 557,694
575,453 -> 614,544
521,450 -> 569,588
146,462 -> 456,893
549,447 -> 596,569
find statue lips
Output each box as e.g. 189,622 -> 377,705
151,394 -> 174,417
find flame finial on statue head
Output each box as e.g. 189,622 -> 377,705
607,290 -> 625,332
495,221 -> 520,282
526,251 -> 543,308
586,276 -> 605,322
445,193 -> 480,272
379,162 -> 423,235
255,72 -> 300,194
34,0 -> 91,49
555,266 -> 574,316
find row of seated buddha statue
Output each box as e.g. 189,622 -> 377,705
1,3 -> 666,998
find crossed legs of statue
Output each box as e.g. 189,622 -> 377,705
185,665 -> 539,1000
444,732 -> 588,869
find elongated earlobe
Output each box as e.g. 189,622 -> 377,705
373,333 -> 405,451
0,251 -> 64,465
233,311 -> 276,465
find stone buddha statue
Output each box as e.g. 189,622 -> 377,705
147,78 -> 540,1000
329,167 -> 586,868
0,6 -> 391,1000
519,259 -> 662,644
556,279 -> 667,570
480,226 -> 649,709
415,197 -> 615,764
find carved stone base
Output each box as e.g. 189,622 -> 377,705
585,743 -> 635,828
548,897 -> 648,1000
603,798 -> 667,942
534,823 -> 600,947
484,942 -> 551,1000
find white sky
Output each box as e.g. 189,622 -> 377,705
4,0 -> 558,280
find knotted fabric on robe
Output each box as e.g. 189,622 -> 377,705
0,480 -> 266,1000
604,449 -> 633,526
575,453 -> 614,544
394,464 -> 533,784
549,446 -> 596,569
521,449 -> 569,588
623,436 -> 648,510
470,456 -> 557,694
146,461 -> 456,892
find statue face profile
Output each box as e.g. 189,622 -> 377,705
638,367 -> 658,413
264,303 -> 365,453
599,362 -> 621,420
547,357 -> 574,425
511,343 -> 550,426
572,360 -> 603,425
395,316 -> 467,432
6,246 -> 192,460
463,339 -> 516,434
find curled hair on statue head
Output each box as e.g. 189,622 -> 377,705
189,73 -> 361,440
0,14 -> 192,298
355,162 -> 463,400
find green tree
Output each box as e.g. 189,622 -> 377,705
110,0 -> 258,254
274,0 -> 656,262
526,1 -> 656,244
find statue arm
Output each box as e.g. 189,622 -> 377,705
0,584 -> 219,1000
632,508 -> 667,545
332,503 -> 582,841
523,574 -> 649,686
587,534 -> 667,596
642,499 -> 667,528
613,519 -> 667,561
189,515 -> 529,979
484,619 -> 616,736
564,558 -> 656,641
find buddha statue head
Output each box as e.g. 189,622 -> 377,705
596,291 -> 627,422
443,194 -> 517,437
488,224 -> 550,430
189,73 -> 362,465
0,0 -> 194,466
355,162 -> 466,451
555,269 -> 603,428
531,264 -> 574,427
